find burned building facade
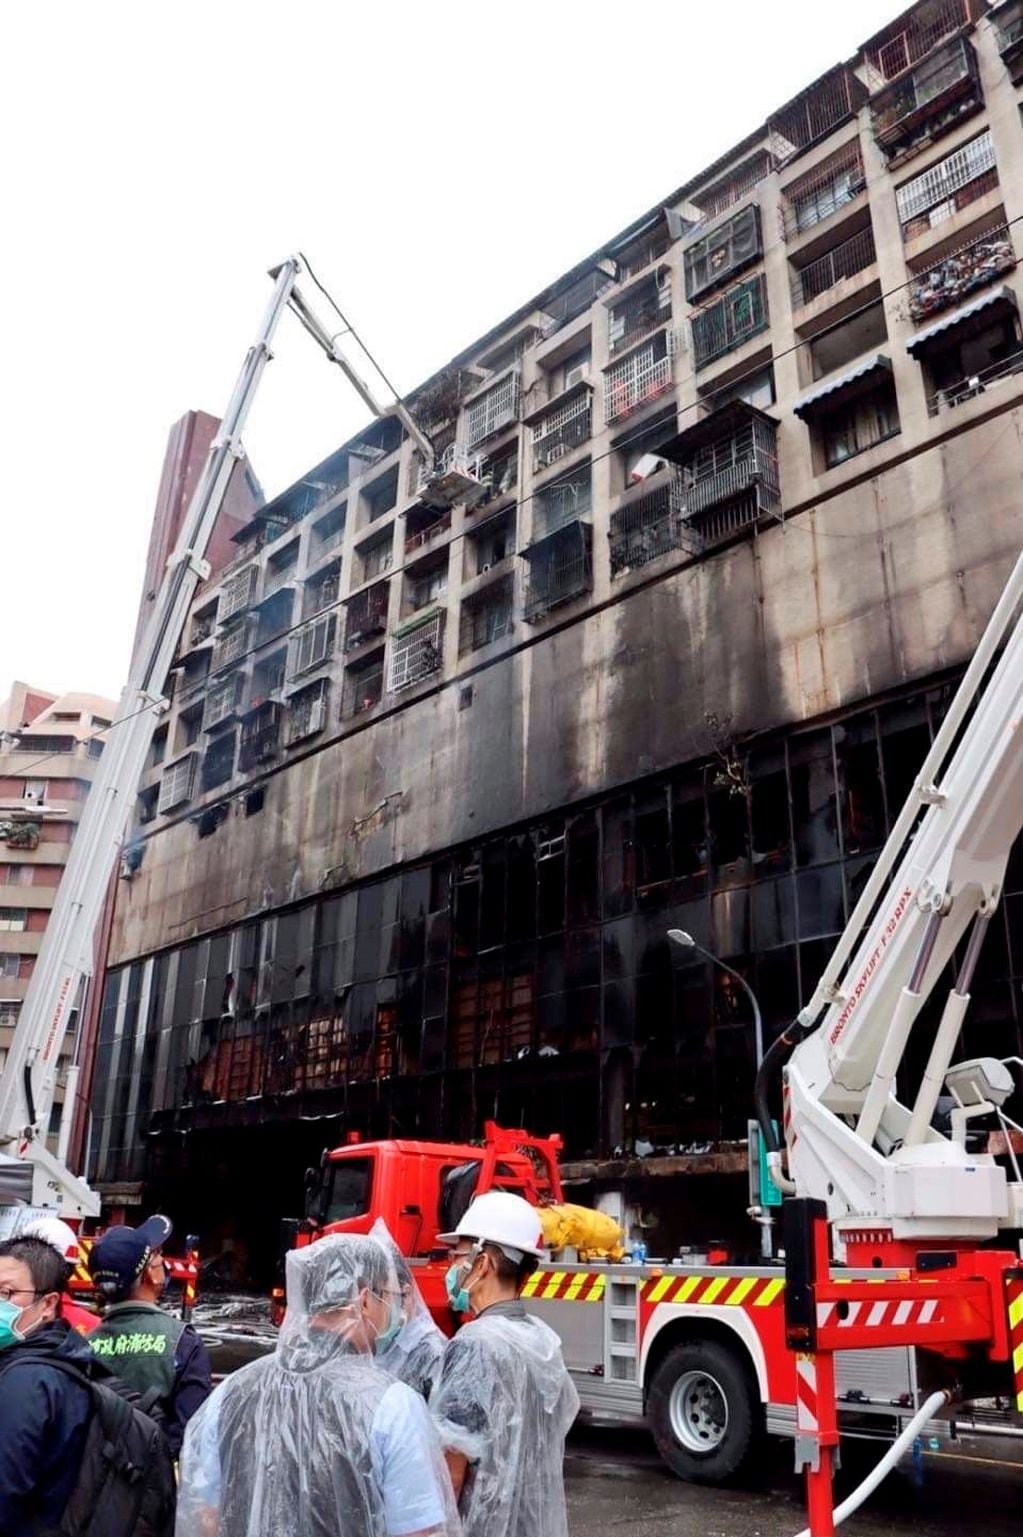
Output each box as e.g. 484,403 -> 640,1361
91,0 -> 1023,1263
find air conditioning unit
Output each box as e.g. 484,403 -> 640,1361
565,363 -> 590,390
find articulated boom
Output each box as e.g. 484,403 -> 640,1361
783,546 -> 1023,1243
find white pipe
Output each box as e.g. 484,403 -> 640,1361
904,990 -> 971,1147
792,1389 -> 950,1537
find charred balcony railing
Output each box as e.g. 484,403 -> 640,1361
910,225 -> 1015,323
239,701 -> 282,771
793,225 -> 877,306
691,274 -> 768,370
405,508 -> 452,555
522,521 -> 592,622
781,144 -> 866,240
609,479 -> 693,577
870,36 -> 981,158
344,582 -> 389,651
531,389 -> 592,472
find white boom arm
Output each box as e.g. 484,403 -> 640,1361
777,544 -> 1023,1242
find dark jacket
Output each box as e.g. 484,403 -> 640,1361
0,1319 -> 95,1537
89,1301 -> 212,1455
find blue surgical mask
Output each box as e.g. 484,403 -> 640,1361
371,1295 -> 403,1356
445,1260 -> 473,1315
0,1297 -> 26,1351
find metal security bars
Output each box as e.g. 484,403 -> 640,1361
531,389 -> 592,472
685,207 -> 762,303
239,702 -> 282,770
871,36 -> 980,157
691,274 -> 768,370
781,144 -> 866,239
768,67 -> 865,166
609,479 -> 693,577
863,0 -> 975,88
605,336 -> 674,423
286,679 -> 329,744
608,274 -> 672,358
158,755 -> 196,814
694,153 -> 773,223
793,225 -> 877,306
910,224 -> 1015,322
344,583 -> 389,650
341,653 -> 384,717
304,562 -> 341,618
666,406 -> 781,547
287,613 -> 337,679
533,465 -> 592,540
522,522 -> 592,621
896,129 -> 994,229
388,611 -> 444,692
203,673 -> 243,731
211,620 -> 250,674
459,581 -> 514,654
465,371 -> 522,448
219,565 -> 258,622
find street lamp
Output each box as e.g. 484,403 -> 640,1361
667,930 -> 764,1068
667,929 -> 773,1257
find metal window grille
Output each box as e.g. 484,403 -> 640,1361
534,468 -> 592,539
465,372 -> 521,447
388,612 -> 444,692
539,266 -> 615,332
863,0 -> 972,87
305,565 -> 341,616
341,654 -> 384,717
220,565 -> 258,621
344,583 -> 389,650
203,674 -> 242,730
769,68 -> 861,164
695,153 -> 773,222
691,274 -> 769,370
239,702 -> 282,769
522,523 -> 592,621
910,224 -> 1015,322
158,755 -> 196,813
263,553 -> 299,600
608,276 -> 672,357
313,508 -> 345,555
609,480 -> 694,576
896,129 -> 994,225
604,337 -> 675,423
684,207 -> 762,303
459,584 -> 513,654
286,680 -> 329,744
873,36 -> 978,150
288,613 -> 337,678
211,620 -> 250,673
996,1 -> 1023,51
531,390 -> 592,471
672,417 -> 781,542
201,734 -> 236,791
793,226 -> 877,306
782,144 -> 866,238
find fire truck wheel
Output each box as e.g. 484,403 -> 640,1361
648,1338 -> 761,1484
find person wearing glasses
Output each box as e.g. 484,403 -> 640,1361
0,1234 -> 98,1536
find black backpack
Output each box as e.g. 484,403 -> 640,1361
25,1356 -> 177,1537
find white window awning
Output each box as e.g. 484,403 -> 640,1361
793,354 -> 892,421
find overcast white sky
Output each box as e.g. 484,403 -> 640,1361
1,0 -> 900,703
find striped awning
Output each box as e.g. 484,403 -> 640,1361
793,354 -> 892,421
906,285 -> 1018,356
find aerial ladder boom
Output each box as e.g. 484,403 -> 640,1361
765,543 -> 1023,1243
0,256 -> 429,1217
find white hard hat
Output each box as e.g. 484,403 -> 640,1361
23,1216 -> 81,1263
439,1190 -> 545,1260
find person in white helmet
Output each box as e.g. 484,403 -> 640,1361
430,1190 -> 579,1537
21,1217 -> 98,1336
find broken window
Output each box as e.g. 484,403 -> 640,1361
200,732 -> 236,792
789,731 -> 840,867
671,779 -> 708,890
750,749 -> 791,871
536,824 -> 566,935
835,716 -> 886,855
634,790 -> 671,897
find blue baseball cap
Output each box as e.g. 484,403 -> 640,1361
88,1214 -> 173,1301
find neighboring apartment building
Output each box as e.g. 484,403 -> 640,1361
90,0 -> 1023,1265
0,682 -> 116,1147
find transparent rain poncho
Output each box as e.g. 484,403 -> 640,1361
370,1218 -> 446,1400
176,1234 -> 460,1537
430,1306 -> 580,1537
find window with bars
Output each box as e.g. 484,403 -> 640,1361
304,562 -> 341,618
895,130 -> 995,231
872,36 -> 980,154
358,533 -> 393,583
211,620 -> 250,673
465,372 -> 521,447
533,464 -> 592,540
345,583 -> 390,650
286,680 -> 329,744
608,273 -> 672,357
158,755 -> 197,813
288,613 -> 337,679
201,732 -> 237,792
389,612 -> 444,692
341,652 -> 384,717
459,581 -> 514,654
691,274 -> 768,369
694,153 -> 772,222
783,145 -> 866,237
604,333 -> 675,422
684,206 -> 762,303
531,388 -> 592,472
220,565 -> 258,621
818,383 -> 901,468
203,673 -> 243,731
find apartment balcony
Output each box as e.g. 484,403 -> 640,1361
608,476 -> 695,578
691,274 -> 768,371
538,262 -> 616,337
781,144 -> 867,245
529,386 -> 592,473
870,36 -> 982,162
684,206 -> 762,304
158,754 -> 197,815
261,559 -> 299,601
202,674 -> 244,732
897,130 -> 997,246
607,272 -> 672,358
388,610 -> 444,693
863,0 -> 978,88
219,564 -> 258,623
465,370 -> 522,449
768,65 -> 866,167
604,335 -> 675,425
522,520 -> 592,622
659,401 -> 780,549
238,701 -> 282,772
210,620 -> 250,675
909,224 -> 1016,323
344,582 -> 389,652
792,224 -> 877,309
995,1 -> 1023,83
185,612 -> 217,651
926,344 -> 1023,415
342,653 -> 384,718
404,506 -> 452,557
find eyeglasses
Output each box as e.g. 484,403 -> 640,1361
0,1287 -> 43,1304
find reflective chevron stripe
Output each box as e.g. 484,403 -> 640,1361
521,1270 -> 606,1302
640,1273 -> 786,1308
